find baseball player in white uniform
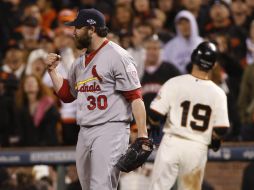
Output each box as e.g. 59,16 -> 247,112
45,9 -> 148,190
149,42 -> 230,190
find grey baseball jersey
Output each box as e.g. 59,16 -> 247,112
67,41 -> 141,126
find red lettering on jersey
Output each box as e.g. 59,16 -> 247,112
87,96 -> 96,110
79,86 -> 85,92
95,85 -> 101,91
92,65 -> 102,82
89,85 -> 94,91
78,82 -> 101,92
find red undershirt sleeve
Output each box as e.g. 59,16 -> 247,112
57,79 -> 76,103
120,88 -> 143,103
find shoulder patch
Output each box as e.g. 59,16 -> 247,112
126,63 -> 139,85
126,63 -> 137,73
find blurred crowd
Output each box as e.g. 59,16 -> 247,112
1,1 -> 254,190
0,165 -> 82,190
0,0 -> 254,148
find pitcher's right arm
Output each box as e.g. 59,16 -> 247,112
45,53 -> 76,103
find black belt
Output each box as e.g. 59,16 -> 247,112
81,121 -> 130,128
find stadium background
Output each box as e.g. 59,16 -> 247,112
0,0 -> 254,189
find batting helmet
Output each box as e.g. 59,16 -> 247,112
191,41 -> 217,71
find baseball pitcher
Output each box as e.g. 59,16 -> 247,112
45,9 -> 150,190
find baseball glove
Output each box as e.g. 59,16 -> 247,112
116,137 -> 153,173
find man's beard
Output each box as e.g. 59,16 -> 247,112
74,34 -> 92,50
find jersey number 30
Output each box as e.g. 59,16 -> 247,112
180,100 -> 212,131
87,95 -> 108,110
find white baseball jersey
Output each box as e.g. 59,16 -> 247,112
67,41 -> 141,126
150,74 -> 230,145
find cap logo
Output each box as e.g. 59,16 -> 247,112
87,19 -> 96,25
200,58 -> 212,66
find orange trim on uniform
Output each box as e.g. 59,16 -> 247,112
62,118 -> 77,124
85,39 -> 109,66
57,79 -> 76,103
121,88 -> 142,102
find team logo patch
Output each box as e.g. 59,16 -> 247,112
126,63 -> 136,73
156,95 -> 161,100
155,91 -> 162,100
126,63 -> 139,85
87,19 -> 96,25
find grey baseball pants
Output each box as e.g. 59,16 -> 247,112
76,122 -> 130,190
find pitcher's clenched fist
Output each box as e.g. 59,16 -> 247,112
45,53 -> 61,71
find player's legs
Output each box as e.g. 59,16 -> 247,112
76,123 -> 129,190
90,122 -> 129,190
177,139 -> 208,190
149,134 -> 179,190
76,127 -> 92,189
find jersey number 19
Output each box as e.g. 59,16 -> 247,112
180,100 -> 212,132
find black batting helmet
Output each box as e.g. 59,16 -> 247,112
191,41 -> 217,71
